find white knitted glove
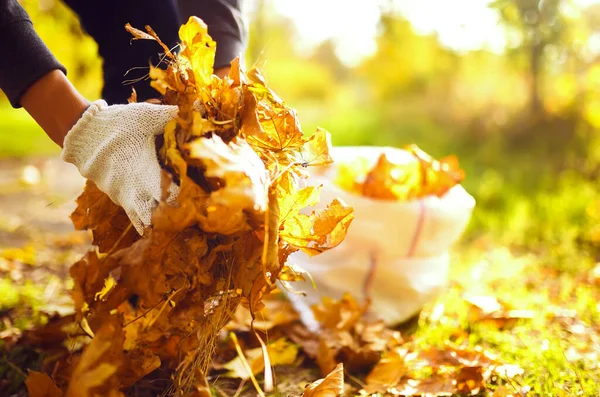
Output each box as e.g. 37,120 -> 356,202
61,100 -> 179,235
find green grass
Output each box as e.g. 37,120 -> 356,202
0,105 -> 60,157
413,245 -> 600,396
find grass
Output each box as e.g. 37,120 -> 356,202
413,245 -> 600,396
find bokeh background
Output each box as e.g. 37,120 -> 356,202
3,0 -> 600,270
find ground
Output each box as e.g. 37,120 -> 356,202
0,157 -> 599,396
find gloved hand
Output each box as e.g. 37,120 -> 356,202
61,100 -> 179,235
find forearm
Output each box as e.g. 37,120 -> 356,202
20,70 -> 89,147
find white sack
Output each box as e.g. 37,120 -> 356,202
283,146 -> 476,327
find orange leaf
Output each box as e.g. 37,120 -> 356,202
301,363 -> 345,397
25,371 -> 63,397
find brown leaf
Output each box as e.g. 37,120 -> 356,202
311,294 -> 401,376
312,293 -> 365,331
364,347 -> 407,394
71,180 -> 138,253
464,295 -> 534,329
301,363 -> 345,397
66,317 -> 124,397
25,371 -> 63,397
125,23 -> 173,58
456,366 -> 484,394
226,295 -> 299,332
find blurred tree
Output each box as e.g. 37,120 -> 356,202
244,0 -> 336,102
246,0 -> 266,67
358,10 -> 454,101
491,0 -> 567,116
310,39 -> 349,82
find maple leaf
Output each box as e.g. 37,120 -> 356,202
301,128 -> 334,167
25,371 -> 63,397
70,180 -> 138,252
363,347 -> 407,394
66,317 -> 124,397
178,16 -> 216,90
280,198 -> 354,256
301,363 -> 345,397
309,294 -> 402,376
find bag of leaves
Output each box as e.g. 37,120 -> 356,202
283,145 -> 475,328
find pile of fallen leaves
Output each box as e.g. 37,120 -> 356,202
335,145 -> 465,200
208,292 -> 524,397
22,17 -> 353,396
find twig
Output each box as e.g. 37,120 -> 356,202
230,332 -> 265,397
123,298 -> 165,327
233,378 -> 248,397
6,361 -> 26,378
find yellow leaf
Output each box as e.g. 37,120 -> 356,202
301,128 -> 334,167
278,185 -> 321,225
280,198 -> 354,256
223,338 -> 299,379
178,16 -> 216,88
301,363 -> 344,397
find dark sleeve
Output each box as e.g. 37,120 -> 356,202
177,0 -> 246,69
0,0 -> 67,108
62,0 -> 182,105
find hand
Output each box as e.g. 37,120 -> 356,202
61,100 -> 179,235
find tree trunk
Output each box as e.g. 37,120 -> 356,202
530,41 -> 544,116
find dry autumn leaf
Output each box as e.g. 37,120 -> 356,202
226,293 -> 299,332
335,144 -> 465,201
25,371 -> 63,397
464,295 -> 534,329
222,337 -> 299,379
363,347 -> 407,394
310,294 -> 402,376
301,363 -> 345,397
66,318 -> 124,397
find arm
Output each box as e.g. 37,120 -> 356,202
0,0 -> 89,147
20,71 -> 89,148
0,0 -> 179,235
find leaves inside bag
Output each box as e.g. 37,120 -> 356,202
335,144 -> 465,200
